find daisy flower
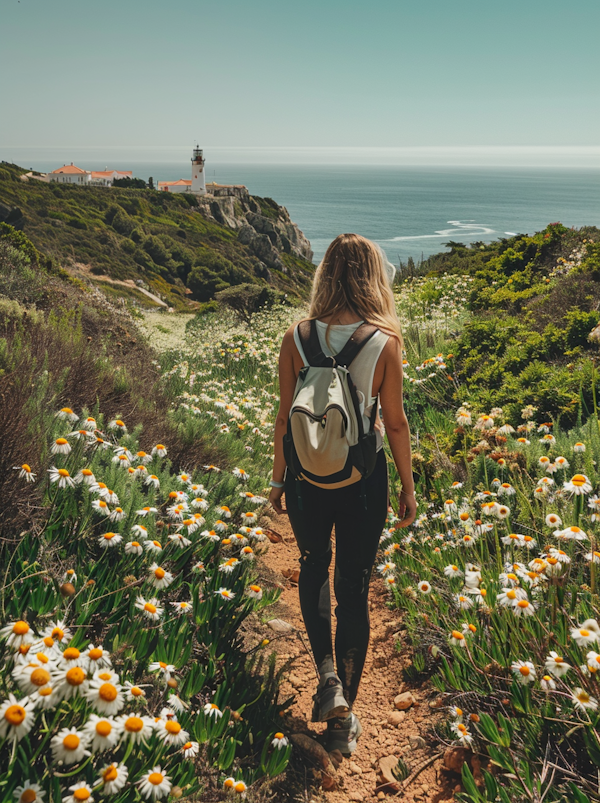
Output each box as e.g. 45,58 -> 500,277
241,546 -> 255,560
455,594 -> 473,610
571,625 -> 600,648
152,444 -> 168,458
15,663 -> 55,696
48,467 -> 75,488
91,499 -> 110,515
156,718 -> 189,746
513,599 -> 537,617
136,450 -> 152,465
418,580 -> 432,594
586,551 -> 600,564
586,651 -> 600,674
246,584 -> 263,600
85,676 -> 124,716
450,630 -> 467,647
51,437 -> 71,456
564,474 -> 593,496
82,645 -> 111,673
214,588 -> 235,601
148,661 -> 176,681
14,464 -> 36,483
573,442 -> 586,453
233,467 -> 249,482
123,681 -> 147,702
203,702 -> 223,719
556,526 -> 587,541
117,713 -> 155,744
98,531 -> 122,549
444,564 -> 463,578
109,507 -> 126,522
125,540 -> 143,556
55,665 -> 89,700
168,533 -> 191,548
51,727 -> 90,764
13,782 -> 45,803
182,740 -> 200,758
0,693 -> 36,741
271,732 -> 289,749
95,763 -> 128,794
545,513 -> 562,528
511,660 -> 536,684
144,540 -> 163,554
0,620 -> 35,649
171,600 -> 192,615
135,597 -> 163,622
145,475 -> 160,489
62,783 -> 94,803
136,506 -> 158,517
83,714 -> 122,751
138,767 -> 172,801
540,675 -> 556,692
57,406 -> 78,422
148,564 -> 174,589
108,419 -> 127,432
572,688 -> 599,712
544,652 -> 571,678
451,721 -> 473,747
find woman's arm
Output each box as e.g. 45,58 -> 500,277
269,325 -> 301,514
378,337 -> 416,528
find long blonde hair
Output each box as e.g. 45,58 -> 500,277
308,233 -> 403,349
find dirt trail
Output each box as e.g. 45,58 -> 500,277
260,508 -> 458,803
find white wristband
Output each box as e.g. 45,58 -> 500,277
270,479 -> 285,488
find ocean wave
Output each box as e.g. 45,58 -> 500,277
388,220 -> 495,242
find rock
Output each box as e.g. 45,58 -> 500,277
267,618 -> 294,633
291,734 -> 337,776
288,674 -> 304,689
348,761 -> 363,775
387,711 -> 406,727
377,755 -> 401,793
282,567 -> 300,584
349,793 -> 363,802
409,734 -> 427,750
394,691 -> 415,710
444,745 -> 471,774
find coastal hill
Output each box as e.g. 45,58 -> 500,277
0,161 -> 314,310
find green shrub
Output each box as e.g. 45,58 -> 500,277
215,283 -> 287,322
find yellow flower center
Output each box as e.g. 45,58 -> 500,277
555,656 -> 564,664
20,790 -> 37,803
572,474 -> 587,486
183,741 -> 192,749
73,790 -> 90,801
4,704 -> 26,725
58,469 -> 70,478
66,667 -> 85,686
152,541 -> 161,548
30,668 -> 51,686
578,691 -> 590,703
250,585 -> 261,593
63,647 -> 80,661
130,686 -> 143,697
148,773 -> 164,785
125,716 -> 143,732
63,733 -> 80,750
224,779 -> 234,789
98,683 -> 118,702
154,567 -> 166,579
88,648 -> 103,660
96,720 -> 113,737
165,721 -> 181,734
12,621 -> 29,635
451,630 -> 464,640
39,686 -> 52,697
144,603 -> 157,614
519,666 -> 530,676
36,653 -> 49,663
580,629 -> 590,637
103,765 -> 118,782
517,600 -> 529,609
56,438 -> 68,446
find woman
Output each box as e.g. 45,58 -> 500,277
269,233 -> 416,756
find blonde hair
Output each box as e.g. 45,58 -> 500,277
308,233 -> 403,349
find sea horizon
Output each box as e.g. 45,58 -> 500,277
3,150 -> 599,265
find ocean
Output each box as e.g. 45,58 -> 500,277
9,157 -> 600,265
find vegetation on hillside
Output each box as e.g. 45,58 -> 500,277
0,162 -> 314,311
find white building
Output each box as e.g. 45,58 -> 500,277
91,170 -> 133,187
48,163 -> 92,185
157,178 -> 193,194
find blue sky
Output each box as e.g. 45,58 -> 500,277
1,0 -> 599,162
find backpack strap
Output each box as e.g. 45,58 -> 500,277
334,322 -> 378,367
297,320 -> 333,367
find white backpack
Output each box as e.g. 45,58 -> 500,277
283,319 -> 380,490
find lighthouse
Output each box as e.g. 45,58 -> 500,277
191,146 -> 206,195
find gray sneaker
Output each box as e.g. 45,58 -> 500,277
325,712 -> 362,756
311,673 -> 350,722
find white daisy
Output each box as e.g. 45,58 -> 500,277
0,693 -> 36,741
48,467 -> 75,489
134,597 -> 163,621
0,620 -> 35,649
572,687 -> 599,712
85,676 -> 124,716
51,727 -> 90,764
117,713 -> 155,744
13,781 -> 46,803
95,762 -> 128,794
138,767 -> 172,800
203,702 -> 223,719
62,782 -> 94,803
148,564 -> 173,589
155,717 -> 189,746
511,660 -> 536,684
82,714 -> 122,751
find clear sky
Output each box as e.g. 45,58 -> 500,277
1,0 -> 599,163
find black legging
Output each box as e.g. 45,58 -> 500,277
284,450 -> 388,703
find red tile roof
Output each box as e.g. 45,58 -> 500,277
50,164 -> 89,175
157,179 -> 192,187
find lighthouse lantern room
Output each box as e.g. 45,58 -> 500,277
191,146 -> 206,195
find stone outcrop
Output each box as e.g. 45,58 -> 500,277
195,192 -> 313,266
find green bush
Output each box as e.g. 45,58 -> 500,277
215,282 -> 287,322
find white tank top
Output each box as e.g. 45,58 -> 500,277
293,320 -> 389,451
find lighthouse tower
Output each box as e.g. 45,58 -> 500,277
191,146 -> 206,195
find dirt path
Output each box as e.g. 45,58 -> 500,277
259,509 -> 459,803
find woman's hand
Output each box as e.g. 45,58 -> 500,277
269,486 -> 287,515
395,490 -> 417,528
